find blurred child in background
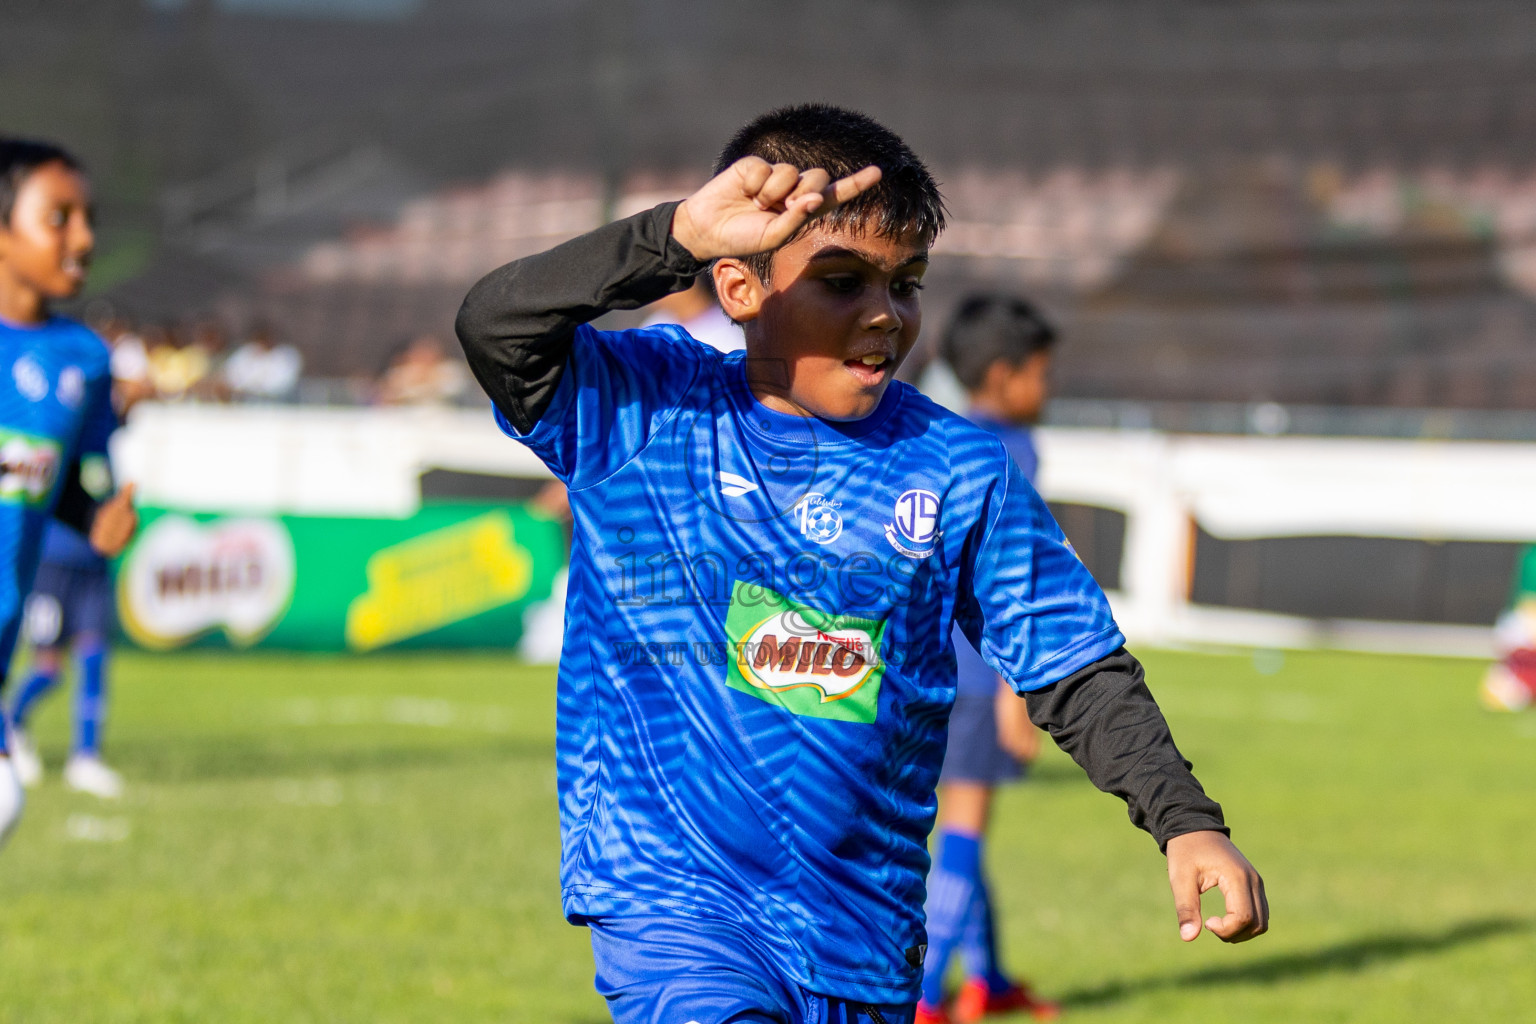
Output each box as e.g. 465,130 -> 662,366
640,274 -> 745,353
919,294 -> 1061,1024
0,138 -> 137,847
8,508 -> 122,798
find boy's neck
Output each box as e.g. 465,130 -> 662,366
0,274 -> 49,327
750,386 -> 809,418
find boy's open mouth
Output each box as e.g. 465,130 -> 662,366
843,352 -> 890,386
60,254 -> 90,282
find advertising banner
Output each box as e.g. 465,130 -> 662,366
115,503 -> 567,652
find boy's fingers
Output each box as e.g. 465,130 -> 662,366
1165,830 -> 1269,945
788,168 -> 832,203
826,165 -> 883,206
1244,872 -> 1271,938
733,156 -> 773,198
757,203 -> 820,250
116,482 -> 137,504
1205,871 -> 1265,942
753,162 -> 805,210
1169,863 -> 1203,942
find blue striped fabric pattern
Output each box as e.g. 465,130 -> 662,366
496,324 -> 1122,1003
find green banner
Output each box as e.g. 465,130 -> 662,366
115,503 -> 567,652
1513,544 -> 1536,604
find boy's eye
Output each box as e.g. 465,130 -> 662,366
46,209 -> 67,228
892,279 -> 925,297
823,276 -> 860,294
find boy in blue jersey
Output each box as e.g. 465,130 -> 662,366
0,139 -> 138,847
8,516 -> 123,798
918,295 -> 1062,1024
456,105 -> 1267,1024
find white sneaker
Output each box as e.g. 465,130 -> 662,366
64,756 -> 124,800
0,756 -> 24,849
9,728 -> 42,788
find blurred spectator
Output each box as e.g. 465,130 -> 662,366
641,276 -> 744,353
188,318 -> 233,402
96,316 -> 157,416
146,323 -> 210,401
378,334 -> 470,405
223,320 -> 302,402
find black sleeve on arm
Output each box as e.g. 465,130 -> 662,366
454,200 -> 708,433
51,459 -> 97,536
1026,647 -> 1228,851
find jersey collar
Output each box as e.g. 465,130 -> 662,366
725,352 -> 905,449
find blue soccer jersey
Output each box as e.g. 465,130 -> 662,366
497,324 -> 1123,1002
0,317 -> 115,665
953,414 -> 1038,698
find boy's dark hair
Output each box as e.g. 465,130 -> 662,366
714,104 -> 946,281
0,138 -> 83,225
940,293 -> 1057,392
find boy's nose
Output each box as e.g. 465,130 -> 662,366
861,295 -> 902,333
70,210 -> 95,253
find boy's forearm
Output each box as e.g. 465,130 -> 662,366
453,201 -> 707,432
1026,648 -> 1228,850
51,458 -> 99,537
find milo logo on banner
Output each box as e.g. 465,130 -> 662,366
118,515 -> 297,649
724,581 -> 887,723
0,430 -> 61,508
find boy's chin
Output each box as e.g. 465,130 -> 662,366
799,385 -> 887,422
43,277 -> 86,301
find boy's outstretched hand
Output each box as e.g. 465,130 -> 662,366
88,482 -> 138,558
1165,830 -> 1269,943
671,157 -> 883,262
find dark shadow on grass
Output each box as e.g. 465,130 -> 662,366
1059,917 -> 1531,1009
111,735 -> 556,784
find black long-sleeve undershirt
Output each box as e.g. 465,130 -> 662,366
51,458 -> 98,537
1025,648 -> 1227,848
454,204 -> 1229,851
455,201 -> 703,434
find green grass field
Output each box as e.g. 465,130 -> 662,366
1,648 -> 1532,1022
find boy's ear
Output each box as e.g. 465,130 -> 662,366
712,258 -> 765,323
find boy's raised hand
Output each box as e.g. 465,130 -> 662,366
671,157 -> 883,262
88,482 -> 139,558
1165,830 -> 1269,944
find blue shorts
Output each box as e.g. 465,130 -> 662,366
24,560 -> 112,649
586,914 -> 915,1024
939,694 -> 1023,786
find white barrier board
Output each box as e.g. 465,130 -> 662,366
116,405 -> 1521,656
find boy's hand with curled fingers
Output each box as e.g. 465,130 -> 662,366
1165,830 -> 1270,944
88,483 -> 138,558
670,157 -> 883,262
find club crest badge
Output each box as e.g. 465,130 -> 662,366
884,488 -> 941,558
793,491 -> 844,545
57,365 -> 85,409
12,357 -> 48,402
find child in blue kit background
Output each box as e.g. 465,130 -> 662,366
0,138 -> 138,847
456,104 -> 1267,1024
919,295 -> 1062,1024
8,515 -> 123,799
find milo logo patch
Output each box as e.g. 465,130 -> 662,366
0,430 -> 62,508
724,581 -> 886,723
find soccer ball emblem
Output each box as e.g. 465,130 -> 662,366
795,492 -> 844,545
